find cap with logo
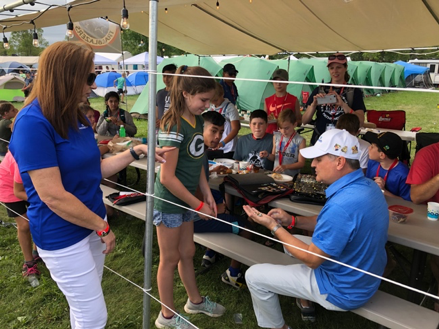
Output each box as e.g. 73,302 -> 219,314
363,131 -> 402,159
223,63 -> 238,75
272,69 -> 289,81
300,129 -> 360,160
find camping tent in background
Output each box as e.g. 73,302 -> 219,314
271,59 -> 317,104
94,54 -> 118,65
131,54 -> 222,115
94,71 -> 136,97
346,61 -> 359,86
355,61 -> 386,95
0,61 -> 30,76
382,63 -> 396,88
299,58 -> 331,84
123,52 -> 164,67
391,63 -> 406,88
0,75 -> 25,101
394,61 -> 432,88
127,71 -> 149,94
218,56 -> 278,111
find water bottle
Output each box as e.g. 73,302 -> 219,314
28,274 -> 39,287
119,125 -> 126,137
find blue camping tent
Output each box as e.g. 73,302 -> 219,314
127,72 -> 149,94
94,72 -> 135,97
394,61 -> 432,88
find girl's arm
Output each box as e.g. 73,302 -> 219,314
123,112 -> 138,137
222,119 -> 240,144
159,147 -> 214,216
96,116 -> 110,136
13,181 -> 27,201
198,167 -> 217,217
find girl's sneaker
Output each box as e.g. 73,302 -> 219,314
22,262 -> 40,277
184,296 -> 225,317
154,312 -> 195,329
32,250 -> 43,263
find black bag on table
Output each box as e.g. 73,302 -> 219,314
106,192 -> 146,206
289,174 -> 328,205
220,173 -> 294,207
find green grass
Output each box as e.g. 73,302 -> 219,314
1,90 -> 438,328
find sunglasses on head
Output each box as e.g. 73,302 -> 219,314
87,73 -> 97,86
328,54 -> 346,61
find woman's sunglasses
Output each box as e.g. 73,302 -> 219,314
328,54 -> 346,61
87,73 -> 97,86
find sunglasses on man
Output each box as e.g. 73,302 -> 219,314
87,73 -> 97,86
328,54 -> 346,61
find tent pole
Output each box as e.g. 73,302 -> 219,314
143,1 -> 158,329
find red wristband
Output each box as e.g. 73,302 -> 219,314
349,109 -> 354,114
195,201 -> 204,212
96,222 -> 111,237
287,215 -> 296,229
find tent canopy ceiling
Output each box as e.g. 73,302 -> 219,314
2,0 -> 439,55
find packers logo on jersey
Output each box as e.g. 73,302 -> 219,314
188,133 -> 204,158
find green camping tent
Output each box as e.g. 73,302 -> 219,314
355,61 -> 385,95
130,54 -> 222,114
391,63 -> 406,88
218,57 -> 278,111
271,59 -> 317,104
382,63 -> 395,88
299,58 -> 330,84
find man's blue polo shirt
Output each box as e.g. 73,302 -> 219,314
312,169 -> 388,310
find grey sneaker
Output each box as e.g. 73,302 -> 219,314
184,296 -> 225,317
154,311 -> 195,329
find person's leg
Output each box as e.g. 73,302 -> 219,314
246,263 -> 345,329
155,214 -> 182,317
14,213 -> 33,262
38,232 -> 107,329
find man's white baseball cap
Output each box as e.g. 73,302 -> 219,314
300,129 -> 360,160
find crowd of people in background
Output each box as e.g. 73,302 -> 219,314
1,48 -> 439,329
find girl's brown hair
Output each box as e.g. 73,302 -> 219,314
26,41 -> 93,139
160,65 -> 215,134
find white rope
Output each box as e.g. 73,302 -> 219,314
148,71 -> 439,94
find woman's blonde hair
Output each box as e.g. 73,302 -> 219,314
26,41 -> 94,138
160,65 -> 215,134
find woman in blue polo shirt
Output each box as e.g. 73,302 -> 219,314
9,41 -> 169,329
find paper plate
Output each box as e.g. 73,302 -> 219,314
214,158 -> 236,168
270,173 -> 293,183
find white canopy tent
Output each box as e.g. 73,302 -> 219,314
2,0 -> 439,55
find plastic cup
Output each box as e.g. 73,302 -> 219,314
427,202 -> 439,221
239,161 -> 249,170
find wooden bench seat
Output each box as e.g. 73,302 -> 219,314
100,184 -> 439,329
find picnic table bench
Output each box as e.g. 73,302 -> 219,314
100,184 -> 439,329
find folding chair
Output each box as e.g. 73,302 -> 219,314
415,133 -> 439,153
366,110 -> 418,165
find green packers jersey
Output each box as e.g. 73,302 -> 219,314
154,115 -> 205,214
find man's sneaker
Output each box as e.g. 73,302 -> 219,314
221,269 -> 246,289
22,262 -> 40,277
296,299 -> 316,322
201,254 -> 216,268
154,311 -> 195,329
184,296 -> 225,317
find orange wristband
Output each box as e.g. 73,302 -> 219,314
195,201 -> 204,212
287,215 -> 296,229
96,222 -> 111,237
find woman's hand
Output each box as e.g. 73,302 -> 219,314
133,145 -> 176,163
243,205 -> 277,229
267,208 -> 292,226
101,230 -> 116,254
312,93 -> 326,106
259,150 -> 269,158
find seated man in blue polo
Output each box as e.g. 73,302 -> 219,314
242,129 -> 388,328
194,111 -> 252,289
